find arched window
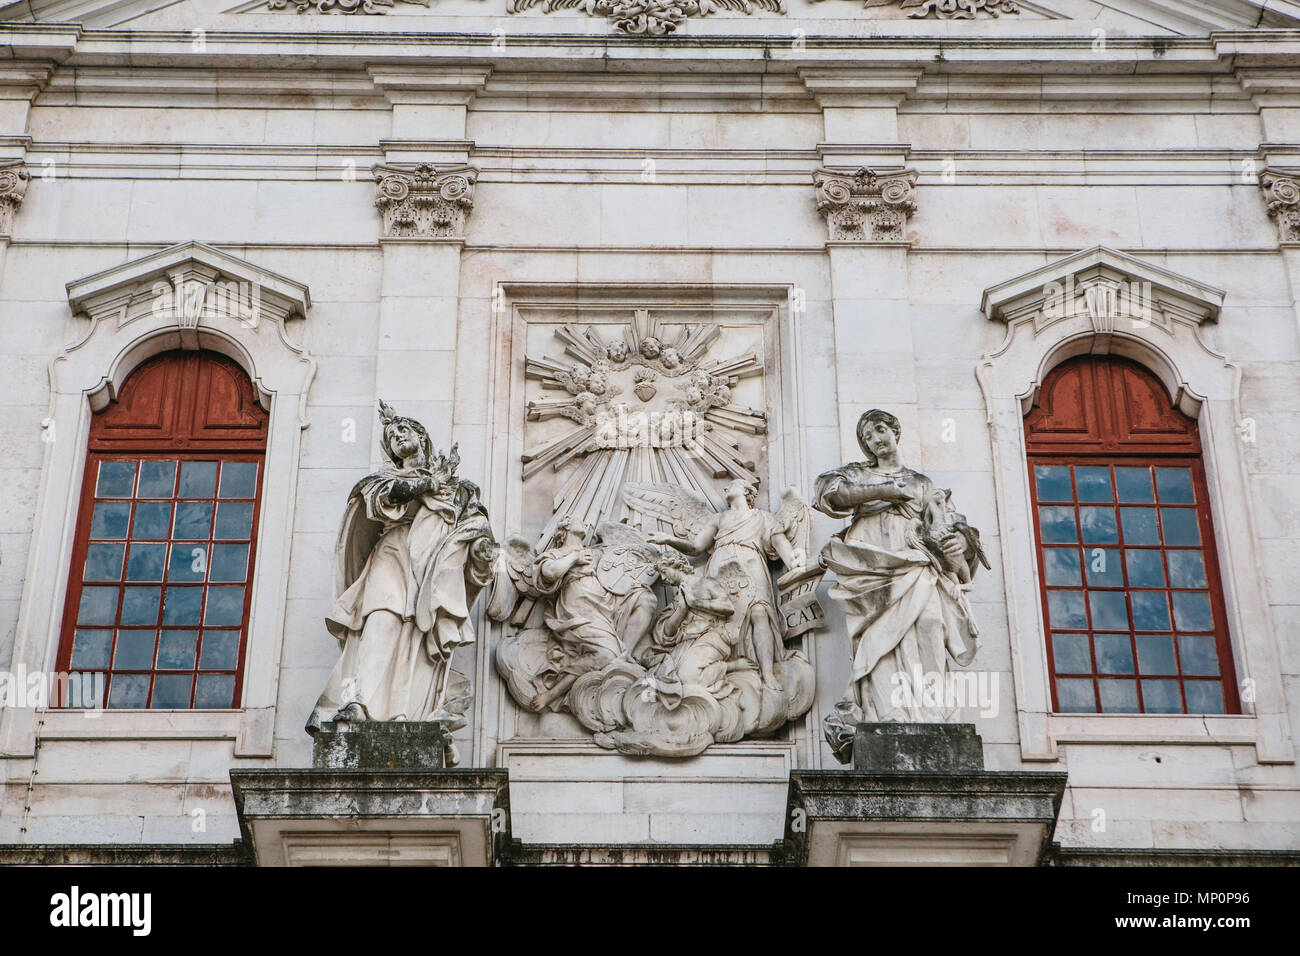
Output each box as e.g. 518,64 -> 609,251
56,350 -> 268,709
1025,354 -> 1239,715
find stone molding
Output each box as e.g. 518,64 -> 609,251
267,0 -> 427,13
0,161 -> 28,236
373,162 -> 477,239
812,166 -> 917,242
1259,168 -> 1300,243
860,0 -> 1020,17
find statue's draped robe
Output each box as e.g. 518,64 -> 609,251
644,577 -> 740,706
815,463 -> 978,722
307,468 -> 492,729
707,507 -> 785,665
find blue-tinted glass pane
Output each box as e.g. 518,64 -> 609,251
1141,679 -> 1182,714
91,502 -> 131,539
1132,592 -> 1171,631
214,502 -> 254,540
119,586 -> 160,626
1156,467 -> 1195,504
173,502 -> 213,540
1044,548 -> 1081,586
151,673 -> 193,709
125,543 -> 166,582
1048,591 -> 1086,629
1038,506 -> 1077,543
107,673 -> 149,709
204,586 -> 245,626
112,631 -> 155,669
96,460 -> 136,497
1173,592 -> 1214,631
157,629 -> 198,670
1161,509 -> 1200,546
1074,467 -> 1113,502
1084,547 -> 1122,586
84,543 -> 124,581
137,460 -> 176,498
1178,634 -> 1220,676
1035,466 -> 1073,502
200,632 -> 240,670
70,629 -> 113,669
66,672 -> 105,709
131,502 -> 172,540
209,544 -> 249,583
1121,508 -> 1159,545
1051,633 -> 1092,673
178,461 -> 218,498
1136,634 -> 1177,675
1094,633 -> 1134,674
1115,467 -> 1153,502
1184,681 -> 1225,715
1056,678 -> 1096,713
1079,507 -> 1119,544
162,587 -> 203,626
195,673 -> 235,708
1089,591 -> 1129,631
1099,679 -> 1139,713
1167,550 -> 1207,589
77,586 -> 118,626
1124,549 -> 1165,588
219,462 -> 258,499
168,544 -> 207,583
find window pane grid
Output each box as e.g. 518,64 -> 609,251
67,455 -> 259,709
1033,460 -> 1231,715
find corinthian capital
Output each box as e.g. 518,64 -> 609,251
373,163 -> 477,239
0,162 -> 29,236
1260,168 -> 1300,243
813,166 -> 917,242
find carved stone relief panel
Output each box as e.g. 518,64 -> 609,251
484,292 -> 822,757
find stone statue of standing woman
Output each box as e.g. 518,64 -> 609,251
814,409 -> 989,762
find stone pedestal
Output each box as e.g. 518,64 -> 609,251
231,722 -> 509,866
782,723 -> 1068,866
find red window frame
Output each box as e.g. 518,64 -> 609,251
55,351 -> 268,709
1024,355 -> 1240,715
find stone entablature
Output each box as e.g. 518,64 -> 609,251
373,163 -> 477,239
813,167 -> 918,243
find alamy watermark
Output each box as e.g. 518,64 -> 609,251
0,666 -> 104,709
889,666 -> 1000,718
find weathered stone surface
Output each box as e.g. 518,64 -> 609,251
852,722 -> 986,773
311,720 -> 453,770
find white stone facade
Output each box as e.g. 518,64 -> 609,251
0,0 -> 1298,860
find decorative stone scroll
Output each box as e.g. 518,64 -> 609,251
373,163 -> 477,239
862,0 -> 1018,17
813,167 -> 918,242
0,162 -> 29,236
506,0 -> 784,36
1260,169 -> 1300,243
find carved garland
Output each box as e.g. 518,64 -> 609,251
0,164 -> 29,236
813,167 -> 918,242
863,0 -> 1019,16
373,163 -> 477,239
267,0 -> 427,12
507,0 -> 784,36
1260,169 -> 1300,243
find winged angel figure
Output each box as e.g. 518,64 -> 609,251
487,479 -> 818,756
